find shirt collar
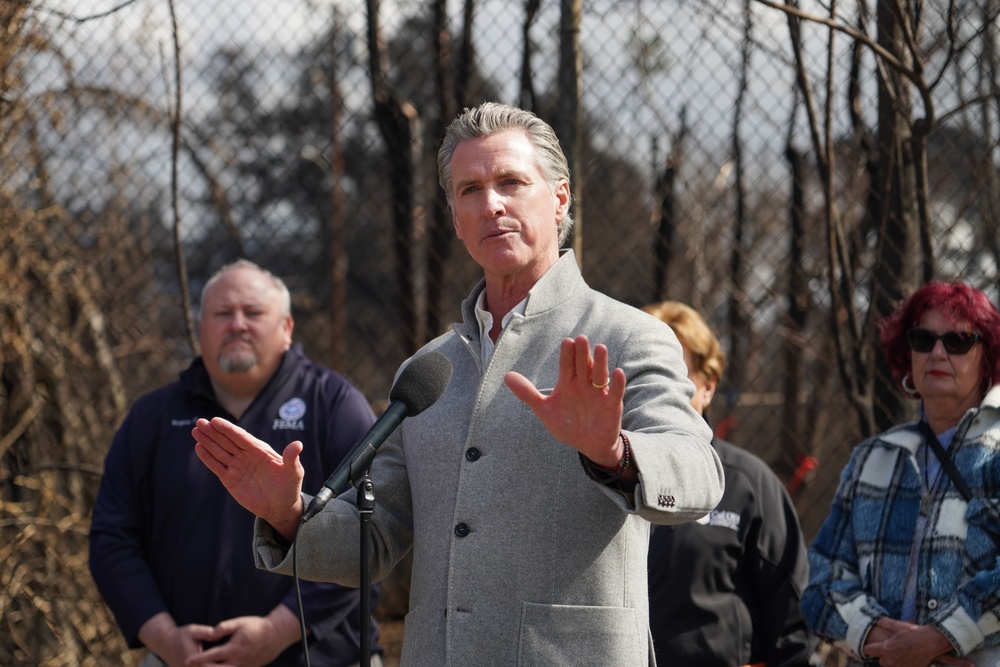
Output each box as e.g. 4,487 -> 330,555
474,289 -> 527,365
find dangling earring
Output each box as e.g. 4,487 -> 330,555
902,373 -> 919,397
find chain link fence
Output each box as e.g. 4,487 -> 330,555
3,0 -> 999,663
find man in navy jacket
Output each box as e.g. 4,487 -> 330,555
89,259 -> 381,667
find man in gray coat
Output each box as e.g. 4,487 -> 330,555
193,102 -> 725,666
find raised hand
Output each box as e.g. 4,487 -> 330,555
505,334 -> 625,468
192,417 -> 305,540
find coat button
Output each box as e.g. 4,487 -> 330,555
454,523 -> 470,537
465,447 -> 481,461
927,599 -> 938,610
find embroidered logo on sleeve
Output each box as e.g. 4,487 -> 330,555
657,494 -> 676,508
274,398 -> 306,430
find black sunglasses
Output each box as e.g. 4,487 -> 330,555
907,328 -> 981,355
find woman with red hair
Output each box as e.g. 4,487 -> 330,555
803,281 -> 1000,667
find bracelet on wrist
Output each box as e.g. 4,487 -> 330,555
579,432 -> 631,484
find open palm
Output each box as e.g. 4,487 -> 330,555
505,335 -> 625,467
193,417 -> 305,538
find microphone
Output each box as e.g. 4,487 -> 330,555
301,351 -> 453,522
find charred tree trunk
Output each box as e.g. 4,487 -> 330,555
427,0 -> 454,340
519,0 -> 541,110
456,0 -> 475,110
727,0 -> 752,422
327,12 -> 348,371
366,0 -> 421,352
780,141 -> 809,480
870,1 -> 921,433
977,0 -> 1000,278
782,0 -> 874,437
651,108 -> 687,304
557,0 -> 583,262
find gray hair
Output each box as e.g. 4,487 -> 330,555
437,102 -> 574,245
199,259 -> 291,319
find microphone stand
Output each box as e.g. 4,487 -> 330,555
356,469 -> 375,667
295,450 -> 379,667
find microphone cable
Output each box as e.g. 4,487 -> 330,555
293,527 -> 311,667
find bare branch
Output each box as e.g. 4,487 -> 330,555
754,0 -> 935,127
28,0 -> 144,24
165,0 -> 197,354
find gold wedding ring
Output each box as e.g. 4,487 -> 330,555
591,378 -> 610,389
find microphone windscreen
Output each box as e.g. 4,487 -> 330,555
389,351 -> 453,416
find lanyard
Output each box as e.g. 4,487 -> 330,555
917,421 -> 973,502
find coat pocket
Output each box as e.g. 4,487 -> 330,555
517,601 -> 644,666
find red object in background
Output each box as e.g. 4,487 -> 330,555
787,453 -> 819,495
713,414 -> 818,496
715,415 -> 738,440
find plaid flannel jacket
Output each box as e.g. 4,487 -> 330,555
802,386 -> 1000,661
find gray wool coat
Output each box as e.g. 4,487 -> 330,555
254,251 -> 725,666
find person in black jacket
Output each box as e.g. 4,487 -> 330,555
89,259 -> 383,667
642,300 -> 815,667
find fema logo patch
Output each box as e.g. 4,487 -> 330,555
698,509 -> 741,531
274,398 -> 306,431
279,398 -> 307,421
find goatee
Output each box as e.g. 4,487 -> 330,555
219,351 -> 257,373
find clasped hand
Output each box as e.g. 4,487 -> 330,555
863,617 -> 974,667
